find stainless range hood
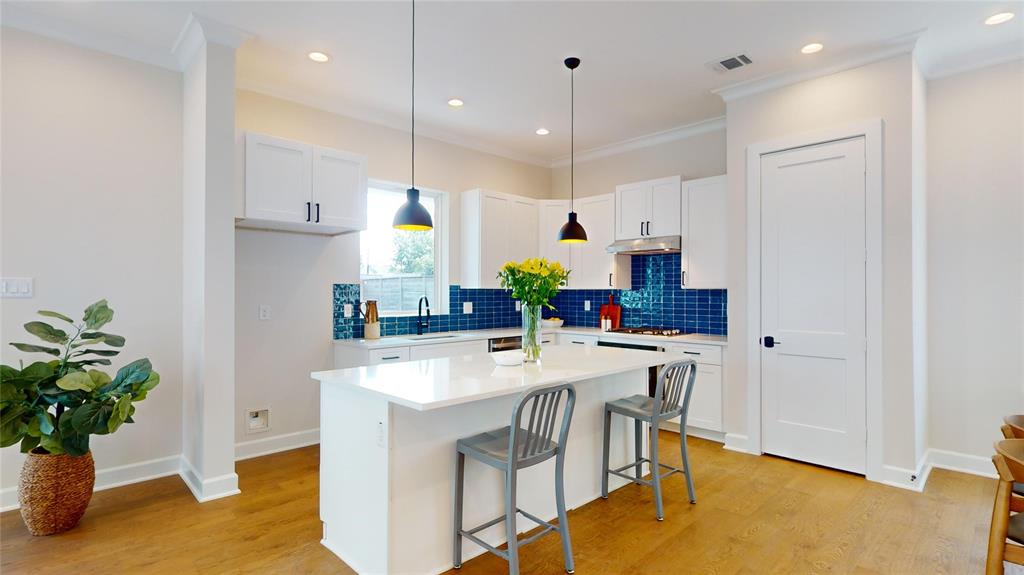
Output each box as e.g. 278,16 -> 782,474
606,235 -> 681,255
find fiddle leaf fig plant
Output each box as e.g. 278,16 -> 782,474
0,300 -> 159,456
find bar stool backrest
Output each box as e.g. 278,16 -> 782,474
653,359 -> 697,418
509,383 -> 576,465
1005,415 -> 1024,439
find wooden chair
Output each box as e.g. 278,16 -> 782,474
987,439 -> 1024,574
1003,415 -> 1024,439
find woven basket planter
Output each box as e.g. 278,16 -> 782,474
18,449 -> 95,536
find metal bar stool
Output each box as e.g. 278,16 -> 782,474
601,359 -> 697,520
453,382 -> 577,574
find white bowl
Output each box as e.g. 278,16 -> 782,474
490,350 -> 524,366
541,319 -> 565,328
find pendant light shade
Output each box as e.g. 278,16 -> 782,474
393,0 -> 433,231
558,56 -> 587,244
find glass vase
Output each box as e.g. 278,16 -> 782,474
522,304 -> 542,363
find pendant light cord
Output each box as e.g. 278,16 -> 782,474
411,0 -> 415,189
570,65 -> 574,211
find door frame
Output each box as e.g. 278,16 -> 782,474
744,119 -> 884,482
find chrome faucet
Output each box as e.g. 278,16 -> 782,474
416,296 -> 430,335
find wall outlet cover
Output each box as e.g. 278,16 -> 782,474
246,408 -> 270,434
515,301 -> 522,312
343,303 -> 353,318
463,302 -> 473,314
1,277 -> 33,298
258,305 -> 271,321
584,300 -> 591,311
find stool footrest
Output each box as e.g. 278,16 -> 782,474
606,458 -> 687,486
461,532 -> 509,560
459,508 -> 559,554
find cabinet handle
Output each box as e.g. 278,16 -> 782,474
571,341 -> 585,345
608,273 -> 613,287
683,351 -> 701,356
381,355 -> 401,361
306,202 -> 311,222
640,222 -> 645,237
646,221 -> 651,236
315,202 -> 321,223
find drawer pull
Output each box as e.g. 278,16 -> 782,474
381,355 -> 401,360
571,341 -> 585,345
683,351 -> 701,356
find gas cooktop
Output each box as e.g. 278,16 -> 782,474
607,327 -> 691,337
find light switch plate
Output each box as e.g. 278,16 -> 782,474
463,302 -> 473,314
343,303 -> 353,318
1,277 -> 33,298
258,305 -> 271,320
584,300 -> 591,311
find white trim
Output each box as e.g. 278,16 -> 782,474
714,31 -> 923,102
179,456 -> 241,503
235,428 -> 320,461
745,120 -> 885,483
927,51 -> 1024,81
549,116 -> 726,168
236,82 -> 551,168
926,448 -> 997,479
879,453 -> 932,492
659,421 -> 726,444
171,12 -> 251,69
723,433 -> 753,454
1,454 -> 181,512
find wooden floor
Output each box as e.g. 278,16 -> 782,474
1,433 -> 994,574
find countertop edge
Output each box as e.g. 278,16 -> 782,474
334,327 -> 728,349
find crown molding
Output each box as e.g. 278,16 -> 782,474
0,4 -> 180,70
549,115 -> 726,168
236,80 -> 552,168
172,13 -> 252,69
925,43 -> 1024,80
713,29 -> 926,103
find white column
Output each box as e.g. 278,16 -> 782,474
175,14 -> 249,502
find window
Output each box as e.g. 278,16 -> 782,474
360,182 -> 447,315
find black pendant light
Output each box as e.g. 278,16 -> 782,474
557,57 -> 587,243
393,0 -> 433,231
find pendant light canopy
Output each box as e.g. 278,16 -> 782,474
557,56 -> 587,244
393,0 -> 433,232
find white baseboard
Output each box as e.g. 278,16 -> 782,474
235,428 -> 320,461
926,447 -> 996,479
179,456 -> 241,503
723,433 -> 753,454
879,454 -> 931,492
658,422 -> 726,444
1,454 -> 181,512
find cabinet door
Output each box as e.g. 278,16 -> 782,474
681,175 -> 727,289
538,200 -> 572,268
312,146 -> 368,231
615,183 -> 648,240
648,176 -> 681,237
572,194 -> 630,288
478,192 -> 509,289
245,133 -> 312,223
507,198 -> 538,264
409,340 -> 488,360
684,363 -> 723,432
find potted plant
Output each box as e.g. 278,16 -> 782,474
497,258 -> 570,362
0,300 -> 159,535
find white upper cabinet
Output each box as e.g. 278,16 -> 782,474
239,132 -> 367,235
538,200 -> 572,268
461,189 -> 539,288
680,175 -> 727,289
571,194 -> 631,289
614,175 -> 681,240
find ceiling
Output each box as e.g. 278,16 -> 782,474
4,1 -> 1022,165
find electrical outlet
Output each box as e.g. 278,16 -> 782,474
1,277 -> 33,298
343,303 -> 353,318
376,421 -> 385,447
584,300 -> 591,311
463,302 -> 473,314
258,305 -> 271,321
515,301 -> 522,312
246,408 -> 270,434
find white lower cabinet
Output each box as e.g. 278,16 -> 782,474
557,334 -> 599,346
409,340 -> 487,360
664,342 -> 723,433
368,347 -> 410,365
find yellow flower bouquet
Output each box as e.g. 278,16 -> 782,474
497,258 -> 570,362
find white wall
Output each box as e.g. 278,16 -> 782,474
549,129 -> 727,198
233,91 -> 552,447
926,59 -> 1024,460
724,53 -> 925,471
0,29 -> 183,488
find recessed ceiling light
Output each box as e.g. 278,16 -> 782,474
447,98 -> 464,108
985,12 -> 1015,25
801,43 -> 824,55
308,51 -> 330,63
535,128 -> 550,136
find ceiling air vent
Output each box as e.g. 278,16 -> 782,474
707,54 -> 752,73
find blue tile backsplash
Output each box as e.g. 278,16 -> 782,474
333,254 -> 726,339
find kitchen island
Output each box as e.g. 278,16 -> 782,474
311,344 -> 686,575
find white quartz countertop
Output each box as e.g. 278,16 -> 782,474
312,344 -> 687,411
334,326 -> 727,349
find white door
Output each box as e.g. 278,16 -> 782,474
760,137 -> 867,474
615,183 -> 647,240
312,146 -> 367,230
681,175 -> 728,289
538,200 -> 572,268
507,198 -> 538,264
647,176 -> 681,237
573,194 -> 616,288
245,133 -> 312,223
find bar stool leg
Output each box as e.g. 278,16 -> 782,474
680,432 -> 696,504
634,419 -> 643,480
453,451 -> 465,568
650,425 -> 664,520
505,468 -> 520,575
554,451 -> 575,573
601,408 -> 611,499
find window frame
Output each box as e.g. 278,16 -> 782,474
360,179 -> 449,317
